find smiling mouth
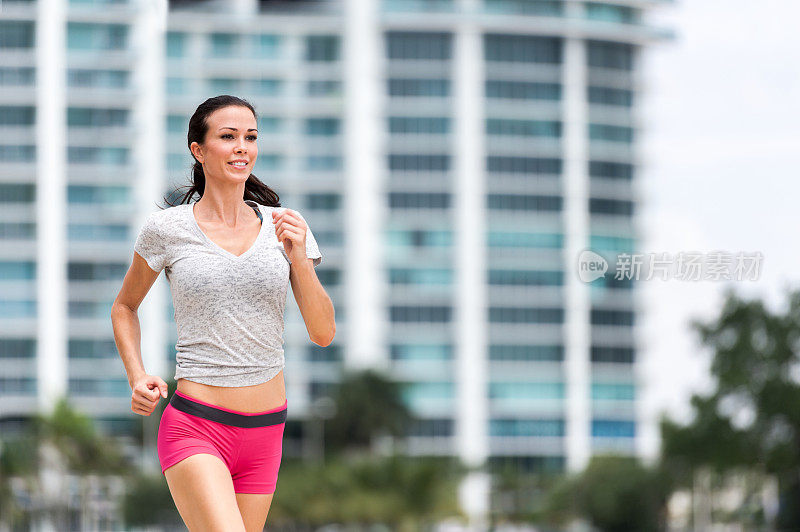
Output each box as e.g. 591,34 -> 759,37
228,162 -> 248,169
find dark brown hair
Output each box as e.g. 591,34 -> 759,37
162,95 -> 281,208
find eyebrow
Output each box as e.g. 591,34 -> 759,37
218,127 -> 258,132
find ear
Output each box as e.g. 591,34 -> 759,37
189,141 -> 203,164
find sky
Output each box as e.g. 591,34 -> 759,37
638,0 -> 800,458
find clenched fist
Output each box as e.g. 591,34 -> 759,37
131,374 -> 169,416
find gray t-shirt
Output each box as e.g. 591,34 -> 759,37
133,199 -> 322,387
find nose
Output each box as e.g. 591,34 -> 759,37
235,138 -> 247,153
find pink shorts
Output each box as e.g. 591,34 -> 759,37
157,389 -> 287,494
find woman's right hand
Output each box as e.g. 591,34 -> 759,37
131,374 -> 169,416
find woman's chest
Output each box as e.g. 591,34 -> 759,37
166,237 -> 290,301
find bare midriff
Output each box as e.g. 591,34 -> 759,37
176,370 -> 286,413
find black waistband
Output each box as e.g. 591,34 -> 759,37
169,393 -> 287,428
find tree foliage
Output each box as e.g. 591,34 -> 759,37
660,287 -> 800,528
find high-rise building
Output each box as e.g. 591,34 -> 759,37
0,0 -> 670,520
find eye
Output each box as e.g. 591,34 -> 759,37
221,133 -> 234,139
247,135 -> 257,141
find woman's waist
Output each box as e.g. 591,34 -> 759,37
176,369 -> 285,413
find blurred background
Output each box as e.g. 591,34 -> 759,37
1,0 -> 799,530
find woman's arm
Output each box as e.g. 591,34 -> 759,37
289,259 -> 335,346
111,252 -> 159,388
273,207 -> 335,345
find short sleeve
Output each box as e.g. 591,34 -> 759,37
133,212 -> 167,273
290,210 -> 322,268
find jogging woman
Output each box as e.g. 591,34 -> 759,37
110,95 -> 335,531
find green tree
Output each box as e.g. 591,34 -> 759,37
541,454 -> 671,532
660,287 -> 800,528
323,369 -> 415,456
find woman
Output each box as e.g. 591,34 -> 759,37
110,95 -> 335,531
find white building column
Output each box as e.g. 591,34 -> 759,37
454,3 -> 490,528
36,0 -> 68,415
130,0 -> 168,472
562,34 -> 592,473
343,0 -> 386,371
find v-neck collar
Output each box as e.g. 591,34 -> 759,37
188,200 -> 266,260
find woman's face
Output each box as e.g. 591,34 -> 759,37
190,105 -> 258,184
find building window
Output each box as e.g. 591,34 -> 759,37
591,345 -> 635,364
305,35 -> 340,62
390,306 -> 452,323
487,269 -> 563,285
251,33 -> 281,57
0,21 -> 34,48
588,86 -> 633,107
389,154 -> 450,172
0,106 -> 35,126
490,418 -> 564,437
68,262 -> 127,281
305,155 -> 342,171
487,194 -> 562,211
592,419 -> 635,438
166,31 -> 186,58
486,156 -> 562,174
0,378 -> 36,394
589,123 -> 634,143
388,116 -> 450,134
483,0 -> 563,16
0,184 -> 35,203
67,23 -> 128,50
0,145 -> 35,162
308,344 -> 342,362
67,69 -> 128,88
0,223 -> 36,239
385,31 -> 452,60
0,67 -> 35,86
589,198 -> 634,216
488,344 -> 564,362
488,307 -> 564,324
0,261 -> 35,280
67,108 -> 128,127
388,78 -> 450,97
487,233 -> 563,249
585,2 -> 637,24
486,80 -> 561,100
486,119 -> 561,138
67,185 -> 130,204
489,381 -> 565,399
484,34 -> 562,64
307,80 -> 341,96
68,339 -> 117,358
0,339 -> 36,358
306,193 -> 341,210
591,383 -> 635,401
590,309 -> 634,326
388,268 -> 453,286
386,229 -> 452,247
388,192 -> 451,209
407,418 -> 454,437
68,147 -> 129,165
391,343 -> 453,360
305,118 -> 341,136
68,224 -> 129,240
589,160 -> 633,180
210,33 -> 237,57
0,301 -> 36,318
587,40 -> 635,70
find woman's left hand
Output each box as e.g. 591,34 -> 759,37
272,208 -> 308,264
